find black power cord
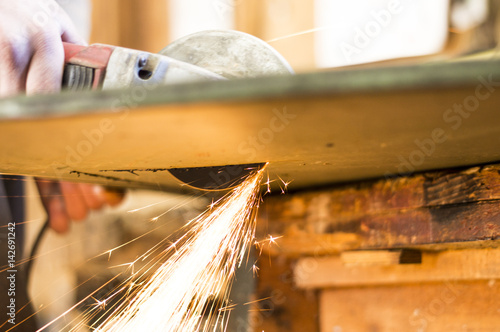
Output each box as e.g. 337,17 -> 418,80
24,218 -> 49,287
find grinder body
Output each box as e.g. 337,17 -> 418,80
62,43 -> 224,92
61,31 -> 293,190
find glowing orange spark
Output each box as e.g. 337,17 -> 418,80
268,235 -> 283,245
243,297 -> 272,306
266,26 -> 333,43
265,173 -> 273,193
126,196 -> 189,213
109,262 -> 136,275
209,199 -> 217,210
256,235 -> 283,247
277,176 -> 293,194
252,264 -> 260,277
90,297 -> 107,311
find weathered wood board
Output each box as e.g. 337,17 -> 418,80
294,247 -> 500,332
252,256 -> 319,332
1,60 -> 500,192
320,280 -> 500,332
295,248 -> 500,289
258,164 -> 500,255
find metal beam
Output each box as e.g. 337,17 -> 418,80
1,60 -> 500,191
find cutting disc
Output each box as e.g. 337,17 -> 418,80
160,30 -> 293,190
160,30 -> 294,79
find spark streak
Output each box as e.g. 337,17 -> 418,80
266,27 -> 334,43
74,167 -> 266,331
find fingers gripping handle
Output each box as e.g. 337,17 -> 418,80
62,42 -> 115,91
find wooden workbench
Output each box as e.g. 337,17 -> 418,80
1,58 -> 500,331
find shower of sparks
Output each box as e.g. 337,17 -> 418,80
68,166 -> 266,332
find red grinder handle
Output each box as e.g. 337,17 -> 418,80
62,42 -> 115,90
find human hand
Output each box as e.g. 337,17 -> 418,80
36,179 -> 125,233
0,1 -> 119,233
0,0 -> 86,97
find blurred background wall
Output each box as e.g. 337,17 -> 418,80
87,0 -> 500,72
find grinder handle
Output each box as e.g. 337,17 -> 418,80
62,42 -> 115,91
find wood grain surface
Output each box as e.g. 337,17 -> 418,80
258,165 -> 500,254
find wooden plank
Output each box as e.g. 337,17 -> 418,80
258,165 -> 500,255
320,280 -> 500,332
295,248 -> 500,289
340,249 -> 421,267
252,256 -> 318,332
